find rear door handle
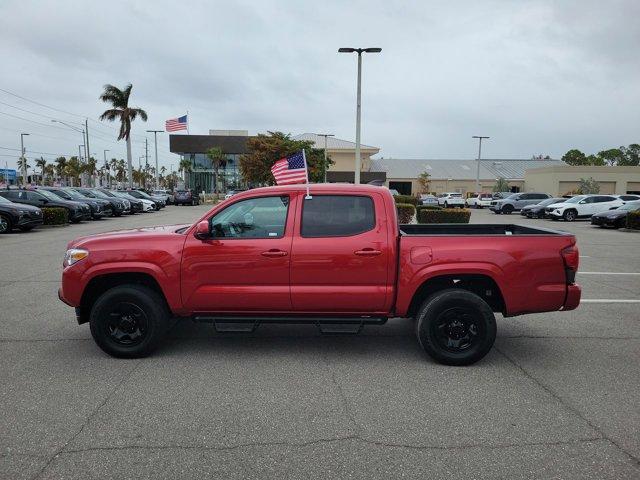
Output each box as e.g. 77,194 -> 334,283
354,248 -> 382,256
261,249 -> 288,258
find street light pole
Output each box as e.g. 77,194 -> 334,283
84,119 -> 91,187
316,134 -> 334,183
20,133 -> 29,186
78,145 -> 84,188
472,136 -> 490,193
103,149 -> 110,187
147,130 -> 163,189
338,47 -> 381,184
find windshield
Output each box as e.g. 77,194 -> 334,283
97,190 -> 116,198
619,201 -> 640,211
538,198 -> 563,207
564,196 -> 585,204
61,188 -> 86,200
134,190 -> 152,199
36,189 -> 64,201
0,195 -> 11,204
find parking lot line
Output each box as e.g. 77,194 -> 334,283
579,272 -> 640,275
581,299 -> 640,303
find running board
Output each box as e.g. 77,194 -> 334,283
192,315 -> 387,335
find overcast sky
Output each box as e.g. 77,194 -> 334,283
1,0 -> 639,173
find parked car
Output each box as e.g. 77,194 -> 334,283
492,192 -> 513,200
490,192 -> 551,214
437,192 -> 465,208
546,194 -> 624,222
126,190 -> 165,210
36,186 -> 112,219
521,197 -> 566,218
466,193 -> 493,209
59,184 -> 580,365
224,189 -> 248,200
152,189 -> 173,205
73,188 -> 129,216
591,200 -> 640,228
419,194 -> 439,206
0,195 -> 43,233
0,188 -> 91,223
174,189 -> 200,206
616,194 -> 640,202
109,191 -> 152,212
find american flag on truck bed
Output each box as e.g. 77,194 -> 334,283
270,151 -> 308,185
165,115 -> 188,132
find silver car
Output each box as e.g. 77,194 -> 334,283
490,192 -> 551,214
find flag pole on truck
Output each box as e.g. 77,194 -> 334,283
302,149 -> 311,199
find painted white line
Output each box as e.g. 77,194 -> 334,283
579,272 -> 640,275
581,299 -> 640,303
579,255 -> 590,258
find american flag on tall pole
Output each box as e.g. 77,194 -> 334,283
271,150 -> 310,196
165,115 -> 188,132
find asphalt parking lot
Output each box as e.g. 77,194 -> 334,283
1,206 -> 639,479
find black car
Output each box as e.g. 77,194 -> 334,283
36,186 -> 112,219
126,189 -> 164,210
0,189 -> 91,223
0,194 -> 43,233
73,188 -> 129,216
103,190 -> 144,213
521,197 -> 566,218
591,201 -> 640,228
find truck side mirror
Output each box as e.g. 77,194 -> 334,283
194,220 -> 211,240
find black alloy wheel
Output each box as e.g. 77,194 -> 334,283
0,214 -> 11,233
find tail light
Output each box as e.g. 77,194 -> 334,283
561,245 -> 579,284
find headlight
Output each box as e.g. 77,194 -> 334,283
64,248 -> 89,267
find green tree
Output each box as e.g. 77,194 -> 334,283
206,147 -> 227,194
35,157 -> 47,185
178,158 -> 192,186
577,177 -> 600,194
561,149 -> 587,166
239,131 -> 332,186
99,83 -> 147,189
417,172 -> 431,194
493,177 -> 510,193
596,148 -> 624,166
17,156 -> 31,185
619,144 -> 640,166
64,157 -> 83,186
85,156 -> 98,186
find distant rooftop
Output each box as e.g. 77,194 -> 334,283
370,158 -> 566,180
293,133 -> 379,151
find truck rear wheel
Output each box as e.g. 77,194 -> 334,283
89,284 -> 170,358
415,289 -> 496,366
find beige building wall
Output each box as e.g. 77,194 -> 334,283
385,178 -> 523,196
328,150 -> 377,172
525,166 -> 640,196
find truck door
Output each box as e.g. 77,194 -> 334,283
290,193 -> 390,313
181,194 -> 296,312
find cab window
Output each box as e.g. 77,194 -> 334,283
301,195 -> 375,237
209,195 -> 289,239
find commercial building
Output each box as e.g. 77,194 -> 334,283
524,165 -> 640,195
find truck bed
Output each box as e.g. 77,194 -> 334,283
400,223 -> 571,236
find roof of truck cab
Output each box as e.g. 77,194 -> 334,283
243,183 -> 390,195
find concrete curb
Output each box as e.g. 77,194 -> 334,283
620,228 -> 640,233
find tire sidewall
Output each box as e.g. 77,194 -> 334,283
0,214 -> 12,233
416,289 -> 497,366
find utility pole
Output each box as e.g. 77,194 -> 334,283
472,136 -> 490,193
77,145 -> 84,188
338,47 -> 381,184
20,133 -> 29,186
84,119 -> 91,187
316,134 -> 334,183
103,150 -> 110,187
144,137 -> 149,190
147,130 -> 162,189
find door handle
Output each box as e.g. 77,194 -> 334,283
261,249 -> 288,258
354,248 -> 382,256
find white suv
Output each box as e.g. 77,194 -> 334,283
437,192 -> 465,208
546,194 -> 624,222
466,193 -> 493,208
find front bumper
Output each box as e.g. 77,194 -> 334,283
70,211 -> 91,222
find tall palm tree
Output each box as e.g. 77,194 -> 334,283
44,164 -> 55,186
17,156 -> 31,185
206,147 -> 227,194
65,157 -> 83,187
178,158 -> 192,186
35,157 -> 47,185
85,157 -> 97,187
98,84 -> 147,189
54,156 -> 67,184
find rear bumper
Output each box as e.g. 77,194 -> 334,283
562,284 -> 581,311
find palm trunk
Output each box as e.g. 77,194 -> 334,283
126,136 -> 133,189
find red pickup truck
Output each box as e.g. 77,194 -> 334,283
59,184 -> 581,365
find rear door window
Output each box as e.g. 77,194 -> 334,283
301,195 -> 375,237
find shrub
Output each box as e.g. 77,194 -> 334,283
417,205 -> 442,212
42,207 -> 68,225
627,211 -> 640,230
417,208 -> 471,224
396,203 -> 416,224
393,194 -> 419,206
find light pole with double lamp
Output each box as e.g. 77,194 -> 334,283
146,130 -> 163,189
338,47 -> 381,184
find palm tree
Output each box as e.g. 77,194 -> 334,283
178,158 -> 192,186
44,164 -> 55,186
54,157 -> 67,184
206,147 -> 227,194
65,157 -> 83,187
115,159 -> 126,183
17,156 -> 31,185
98,84 -> 147,189
35,157 -> 47,185
85,157 -> 98,187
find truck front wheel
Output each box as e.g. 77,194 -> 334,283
415,289 -> 496,366
89,284 -> 170,358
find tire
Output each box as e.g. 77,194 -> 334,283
18,225 -> 34,232
563,209 -> 577,222
89,284 -> 170,358
444,201 -> 448,208
502,205 -> 514,215
0,214 -> 12,234
415,289 -> 496,366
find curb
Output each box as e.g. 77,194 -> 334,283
620,228 -> 640,233
39,224 -> 70,229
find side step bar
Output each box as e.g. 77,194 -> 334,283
193,315 -> 388,335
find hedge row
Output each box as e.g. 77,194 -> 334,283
417,208 -> 471,224
42,207 -> 68,225
417,205 -> 442,212
396,203 -> 416,224
393,194 -> 419,206
627,211 -> 640,230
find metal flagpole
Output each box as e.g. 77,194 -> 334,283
186,110 -> 189,135
302,149 -> 311,199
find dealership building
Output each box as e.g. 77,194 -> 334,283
170,130 -> 640,196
